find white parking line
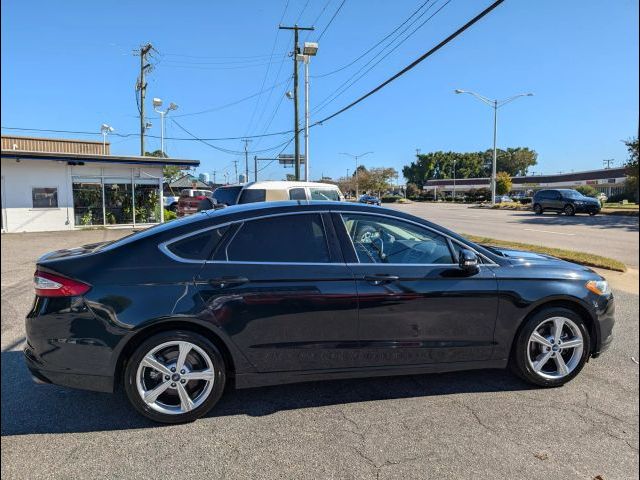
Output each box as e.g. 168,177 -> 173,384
523,228 -> 576,236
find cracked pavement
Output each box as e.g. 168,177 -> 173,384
1,229 -> 638,479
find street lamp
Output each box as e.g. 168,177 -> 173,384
100,124 -> 114,155
454,89 -> 533,205
339,151 -> 373,198
297,42 -> 319,181
153,97 -> 179,156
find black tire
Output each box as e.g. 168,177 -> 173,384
123,330 -> 226,424
511,307 -> 591,388
563,204 -> 576,216
589,211 -> 597,216
533,203 -> 543,215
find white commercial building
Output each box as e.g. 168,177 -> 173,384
1,136 -> 198,233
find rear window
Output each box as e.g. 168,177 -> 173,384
167,226 -> 229,260
238,189 -> 266,204
213,186 -> 243,205
309,188 -> 340,201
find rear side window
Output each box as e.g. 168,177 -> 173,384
309,188 -> 340,201
238,189 -> 266,204
213,186 -> 243,205
289,188 -> 307,200
226,214 -> 330,263
167,226 -> 229,260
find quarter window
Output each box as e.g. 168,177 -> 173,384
32,187 -> 58,208
226,214 -> 330,263
238,189 -> 266,204
341,214 -> 454,264
167,226 -> 229,260
289,188 -> 307,200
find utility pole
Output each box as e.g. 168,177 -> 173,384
135,43 -> 154,156
603,159 -> 614,169
279,25 -> 314,180
242,139 -> 252,182
212,171 -> 217,186
232,159 -> 239,183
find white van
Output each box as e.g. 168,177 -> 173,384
217,181 -> 343,205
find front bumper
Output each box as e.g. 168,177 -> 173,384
575,203 -> 601,214
591,292 -> 615,357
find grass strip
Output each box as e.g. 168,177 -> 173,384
462,234 -> 627,272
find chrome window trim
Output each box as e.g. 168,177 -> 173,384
333,210 -> 499,267
158,207 -> 499,267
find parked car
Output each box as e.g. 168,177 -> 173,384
358,194 -> 381,206
25,201 -> 614,423
212,181 -> 344,206
494,195 -> 513,203
533,189 -> 601,216
176,189 -> 212,217
163,194 -> 180,212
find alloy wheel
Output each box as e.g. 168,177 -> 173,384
135,340 -> 216,415
526,316 -> 584,380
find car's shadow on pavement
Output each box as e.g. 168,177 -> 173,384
510,212 -> 639,232
1,350 -> 533,436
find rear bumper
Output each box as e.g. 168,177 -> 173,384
24,346 -> 114,392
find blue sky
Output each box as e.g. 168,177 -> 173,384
1,0 -> 638,181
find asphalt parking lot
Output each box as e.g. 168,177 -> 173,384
1,225 -> 638,480
389,202 -> 640,268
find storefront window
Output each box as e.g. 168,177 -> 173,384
135,181 -> 160,223
104,180 -> 133,225
73,181 -> 103,225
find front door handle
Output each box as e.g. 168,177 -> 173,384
208,276 -> 249,288
364,274 -> 399,285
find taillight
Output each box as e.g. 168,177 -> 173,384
195,195 -> 206,200
34,270 -> 91,297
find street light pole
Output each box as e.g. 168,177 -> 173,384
454,89 -> 533,206
153,98 -> 178,156
100,124 -> 114,155
339,152 -> 373,198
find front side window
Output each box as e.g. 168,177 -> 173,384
32,187 -> 58,208
341,213 -> 454,264
167,226 -> 229,260
309,188 -> 341,201
226,214 -> 330,263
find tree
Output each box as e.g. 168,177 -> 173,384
357,167 -> 397,196
406,183 -> 419,198
495,172 -> 512,195
491,147 -> 538,177
144,150 -> 182,184
624,137 -> 639,202
575,185 -> 598,198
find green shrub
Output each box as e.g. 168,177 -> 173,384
164,209 -> 177,221
381,195 -> 402,203
575,185 -> 598,198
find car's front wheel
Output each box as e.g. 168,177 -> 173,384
511,307 -> 590,387
124,331 -> 226,423
533,203 -> 543,215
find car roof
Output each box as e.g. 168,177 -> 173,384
242,181 -> 340,190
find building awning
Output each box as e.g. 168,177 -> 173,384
0,149 -> 199,167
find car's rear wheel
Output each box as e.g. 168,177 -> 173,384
124,331 -> 226,423
563,204 -> 576,216
533,203 -> 543,215
511,307 -> 590,387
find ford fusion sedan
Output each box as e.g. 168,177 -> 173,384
25,201 -> 614,423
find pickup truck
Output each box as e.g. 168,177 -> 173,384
176,189 -> 212,217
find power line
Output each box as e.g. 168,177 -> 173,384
312,0 -> 449,115
312,0 -> 505,126
313,0 -> 431,78
316,0 -> 347,41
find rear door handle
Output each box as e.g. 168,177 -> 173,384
208,276 -> 249,288
364,274 -> 399,285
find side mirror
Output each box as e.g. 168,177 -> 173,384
458,249 -> 479,274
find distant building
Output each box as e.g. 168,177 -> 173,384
1,135 -> 199,232
423,167 -> 628,197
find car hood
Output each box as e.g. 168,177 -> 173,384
484,246 -> 594,272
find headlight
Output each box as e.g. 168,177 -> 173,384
574,201 -> 585,205
586,280 -> 610,295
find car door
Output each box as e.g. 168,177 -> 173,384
333,212 -> 498,367
548,190 -> 564,211
195,211 -> 359,372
